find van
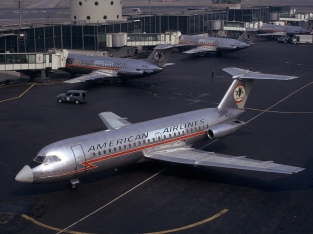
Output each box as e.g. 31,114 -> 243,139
57,90 -> 87,104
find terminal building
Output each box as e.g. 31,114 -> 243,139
0,0 -> 311,56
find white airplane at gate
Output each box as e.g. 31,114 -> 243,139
15,68 -> 304,188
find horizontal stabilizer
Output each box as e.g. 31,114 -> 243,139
98,112 -> 131,130
222,67 -> 298,80
146,147 -> 304,174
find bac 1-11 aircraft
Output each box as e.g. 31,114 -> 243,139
258,18 -> 313,37
62,45 -> 176,84
178,29 -> 258,56
15,68 -> 304,188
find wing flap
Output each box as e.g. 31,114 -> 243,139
64,70 -> 118,84
98,112 -> 131,129
146,147 -> 304,174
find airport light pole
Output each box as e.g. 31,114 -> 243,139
14,0 -> 24,28
149,0 -> 151,15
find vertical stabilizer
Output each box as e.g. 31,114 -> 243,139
302,18 -> 313,32
238,29 -> 258,44
146,45 -> 174,68
218,78 -> 254,110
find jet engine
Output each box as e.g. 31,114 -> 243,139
207,120 -> 245,139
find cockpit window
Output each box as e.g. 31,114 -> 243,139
34,155 -> 61,164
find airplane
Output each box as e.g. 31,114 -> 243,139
15,67 -> 305,188
258,18 -> 313,37
178,29 -> 258,56
61,45 -> 176,84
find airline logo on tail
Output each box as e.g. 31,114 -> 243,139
154,51 -> 165,62
234,85 -> 245,103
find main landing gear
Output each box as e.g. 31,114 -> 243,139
70,178 -> 80,189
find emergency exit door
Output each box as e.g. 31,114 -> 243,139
71,144 -> 86,174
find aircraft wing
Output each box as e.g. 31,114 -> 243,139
64,70 -> 118,84
257,32 -> 286,36
145,146 -> 304,174
98,112 -> 131,129
183,46 -> 217,54
222,67 -> 298,80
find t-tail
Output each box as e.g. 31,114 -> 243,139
301,18 -> 313,33
238,29 -> 258,44
218,67 -> 298,110
145,45 -> 175,68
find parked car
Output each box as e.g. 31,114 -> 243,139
278,35 -> 289,43
57,90 -> 87,104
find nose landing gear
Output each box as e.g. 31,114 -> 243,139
70,178 -> 80,189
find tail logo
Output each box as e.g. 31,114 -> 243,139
234,85 -> 246,103
154,51 -> 165,62
245,33 -> 252,41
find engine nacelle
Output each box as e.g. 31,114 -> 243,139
207,120 -> 246,139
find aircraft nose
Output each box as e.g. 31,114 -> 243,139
15,165 -> 33,183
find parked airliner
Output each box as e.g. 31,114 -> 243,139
16,68 -> 304,188
258,18 -> 313,37
178,29 -> 257,56
62,45 -> 176,84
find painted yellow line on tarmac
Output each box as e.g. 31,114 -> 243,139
145,209 -> 228,234
21,214 -> 94,234
0,83 -> 35,103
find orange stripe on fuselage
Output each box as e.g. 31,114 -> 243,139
66,63 -> 119,71
45,130 -> 207,178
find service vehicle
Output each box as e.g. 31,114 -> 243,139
57,90 -> 86,104
278,35 -> 289,43
289,34 -> 313,44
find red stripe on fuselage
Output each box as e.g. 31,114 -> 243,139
45,130 -> 207,178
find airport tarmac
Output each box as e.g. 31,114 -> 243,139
1,38 -> 313,233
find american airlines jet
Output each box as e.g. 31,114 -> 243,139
179,29 -> 257,56
62,45 -> 176,84
15,67 -> 304,188
258,18 -> 313,37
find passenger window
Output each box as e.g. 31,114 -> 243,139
98,151 -> 101,156
138,141 -> 141,145
143,140 -> 146,144
114,147 -> 116,151
109,149 -> 111,153
174,133 -> 176,137
129,143 -> 131,148
119,146 -> 121,150
169,134 -> 172,138
134,143 -> 136,146
148,139 -> 150,143
124,145 -> 126,149
103,150 -> 106,154
93,153 -> 96,157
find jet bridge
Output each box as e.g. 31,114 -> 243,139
106,31 -> 181,48
0,49 -> 68,81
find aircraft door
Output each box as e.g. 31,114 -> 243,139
155,132 -> 163,142
71,144 -> 86,174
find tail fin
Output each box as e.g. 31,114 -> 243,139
301,18 -> 313,32
238,29 -> 258,44
218,67 -> 298,110
146,45 -> 175,68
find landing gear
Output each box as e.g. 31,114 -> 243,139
70,178 -> 80,189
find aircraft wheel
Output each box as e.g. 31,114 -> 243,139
284,40 -> 287,43
71,184 -> 77,189
58,99 -> 62,103
75,100 -> 80,104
